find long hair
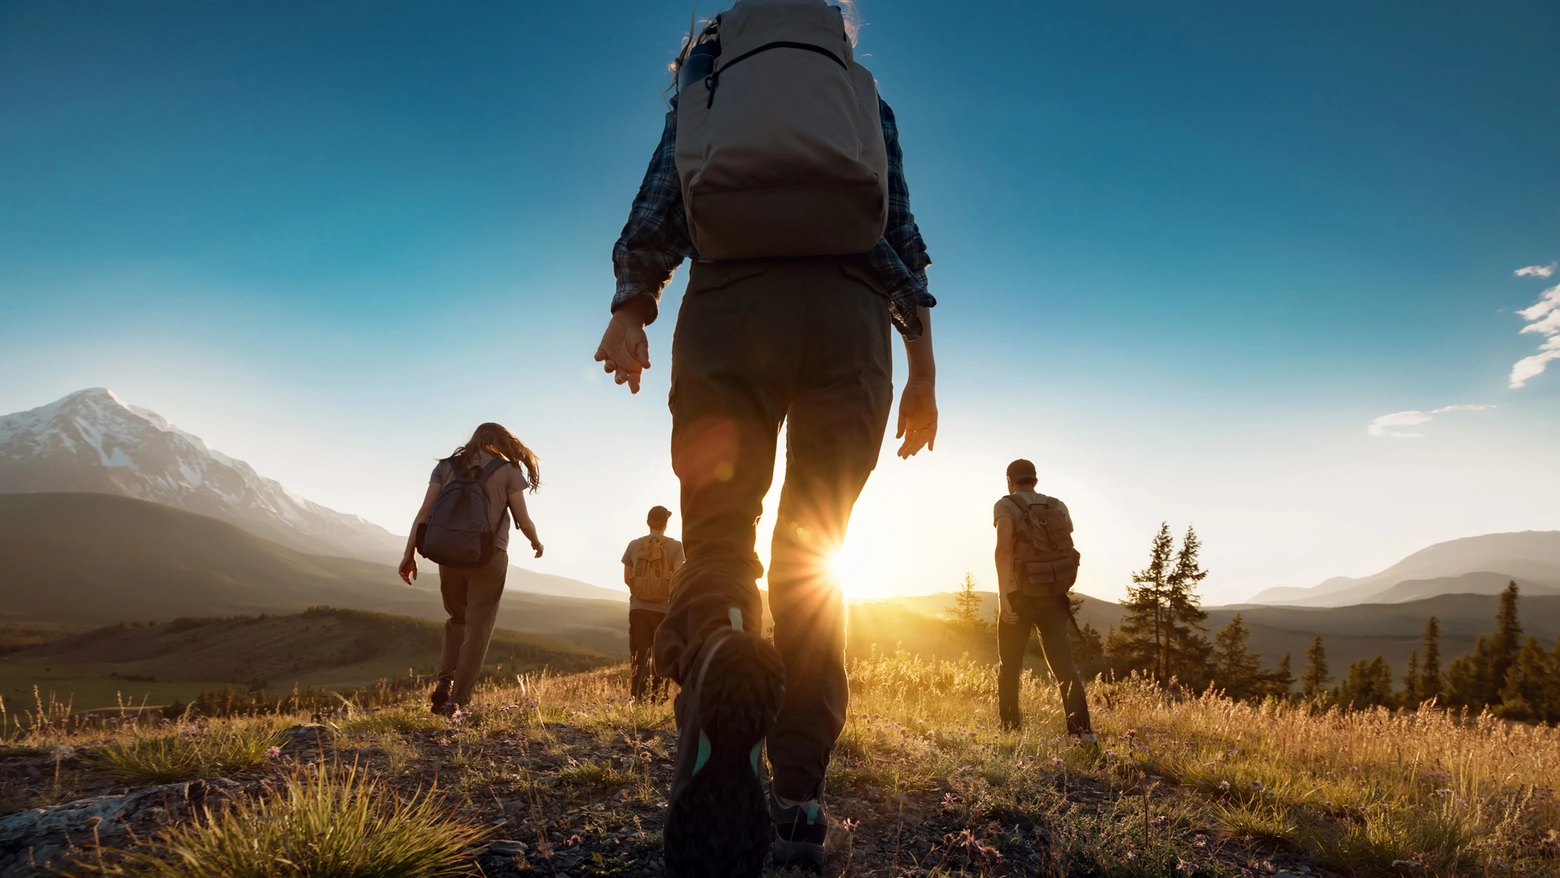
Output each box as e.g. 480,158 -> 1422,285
452,423 -> 540,492
670,1 -> 861,86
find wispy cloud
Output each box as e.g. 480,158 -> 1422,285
1511,276 -> 1560,388
1367,404 -> 1492,439
1515,263 -> 1556,278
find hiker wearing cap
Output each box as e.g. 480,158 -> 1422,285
399,423 -> 543,716
623,505 -> 684,702
593,3 -> 937,874
993,459 -> 1095,740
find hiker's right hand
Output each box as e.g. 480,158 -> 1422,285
398,553 -> 418,584
595,298 -> 654,394
999,591 -> 1018,625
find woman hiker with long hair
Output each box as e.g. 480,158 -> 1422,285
399,422 -> 543,715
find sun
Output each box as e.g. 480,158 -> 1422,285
829,536 -> 886,600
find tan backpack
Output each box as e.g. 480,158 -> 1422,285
674,0 -> 888,261
630,536 -> 673,604
1003,493 -> 1082,598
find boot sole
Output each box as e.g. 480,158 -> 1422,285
663,631 -> 785,878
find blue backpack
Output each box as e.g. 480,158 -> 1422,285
416,456 -> 509,568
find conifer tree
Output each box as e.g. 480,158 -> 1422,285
1301,635 -> 1331,699
1262,653 -> 1295,699
1496,637 -> 1556,724
1111,523 -> 1177,681
1107,523 -> 1212,687
951,572 -> 986,632
1212,613 -> 1263,701
1419,616 -> 1441,702
1486,581 -> 1523,702
1335,655 -> 1393,709
1402,650 -> 1420,707
1444,636 -> 1489,709
1163,526 -> 1213,687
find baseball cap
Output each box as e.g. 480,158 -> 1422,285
1006,459 -> 1037,482
647,505 -> 673,523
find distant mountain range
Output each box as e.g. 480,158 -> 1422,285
1246,531 -> 1560,607
0,388 -> 624,602
0,493 -> 629,655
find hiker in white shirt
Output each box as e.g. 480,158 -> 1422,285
621,505 -> 685,701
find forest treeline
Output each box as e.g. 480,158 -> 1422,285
953,523 -> 1560,724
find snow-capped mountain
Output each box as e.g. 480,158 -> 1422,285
0,388 -> 402,561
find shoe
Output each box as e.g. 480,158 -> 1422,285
663,625 -> 785,878
431,677 -> 453,714
770,790 -> 827,873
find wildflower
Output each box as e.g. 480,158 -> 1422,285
451,708 -> 466,723
265,746 -> 282,760
1218,781 -> 1231,791
566,834 -> 583,847
941,793 -> 957,807
438,737 -> 452,746
841,818 -> 859,832
1177,859 -> 1195,874
1250,780 -> 1263,791
1194,834 -> 1209,848
1052,757 -> 1066,767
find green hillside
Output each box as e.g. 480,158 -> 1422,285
0,493 -> 629,655
0,606 -> 608,713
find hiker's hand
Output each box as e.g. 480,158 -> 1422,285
530,539 -> 544,559
999,592 -> 1018,625
595,298 -> 654,394
896,376 -> 938,458
398,553 -> 418,584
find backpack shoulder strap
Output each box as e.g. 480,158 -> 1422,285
478,457 -> 509,482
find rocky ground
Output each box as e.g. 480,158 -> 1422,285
2,715 -> 1338,877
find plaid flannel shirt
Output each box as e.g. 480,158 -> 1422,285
611,95 -> 935,339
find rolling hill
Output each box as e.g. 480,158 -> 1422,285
0,606 -> 609,712
1247,530 -> 1560,607
878,588 -> 1559,682
0,493 -> 630,655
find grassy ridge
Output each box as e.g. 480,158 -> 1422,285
0,607 -> 609,715
7,653 -> 1556,876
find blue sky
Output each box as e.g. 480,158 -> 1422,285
2,0 -> 1557,603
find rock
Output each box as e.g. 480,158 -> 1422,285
490,840 -> 530,855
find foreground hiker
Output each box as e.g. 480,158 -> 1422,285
595,3 -> 937,873
623,505 -> 684,702
399,423 -> 543,715
993,459 -> 1095,740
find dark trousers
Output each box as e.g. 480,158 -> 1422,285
438,549 -> 509,706
997,593 -> 1093,735
629,608 -> 668,701
652,256 -> 894,802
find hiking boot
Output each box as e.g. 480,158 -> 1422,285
663,625 -> 785,878
770,790 -> 828,874
431,677 -> 453,714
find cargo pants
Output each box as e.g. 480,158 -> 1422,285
652,256 -> 894,802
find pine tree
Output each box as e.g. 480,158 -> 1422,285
1444,636 -> 1489,710
1496,637 -> 1555,724
1261,653 -> 1295,699
1162,526 -> 1213,687
1301,635 -> 1331,699
950,572 -> 986,632
1110,523 -> 1177,682
1420,616 -> 1442,702
1212,613 -> 1263,701
1486,582 -> 1523,704
1335,655 -> 1393,709
1402,650 -> 1420,707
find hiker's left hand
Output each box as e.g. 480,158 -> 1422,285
896,376 -> 938,458
594,297 -> 654,394
398,553 -> 418,584
530,539 -> 544,559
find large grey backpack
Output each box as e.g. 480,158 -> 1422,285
1003,493 -> 1082,598
416,457 -> 508,569
674,0 -> 888,260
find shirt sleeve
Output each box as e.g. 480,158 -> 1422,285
993,498 -> 1016,524
507,466 -> 530,496
611,98 -> 699,325
429,462 -> 447,486
669,539 -> 687,566
622,539 -> 639,566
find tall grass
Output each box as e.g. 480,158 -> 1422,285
91,761 -> 484,878
87,718 -> 289,782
